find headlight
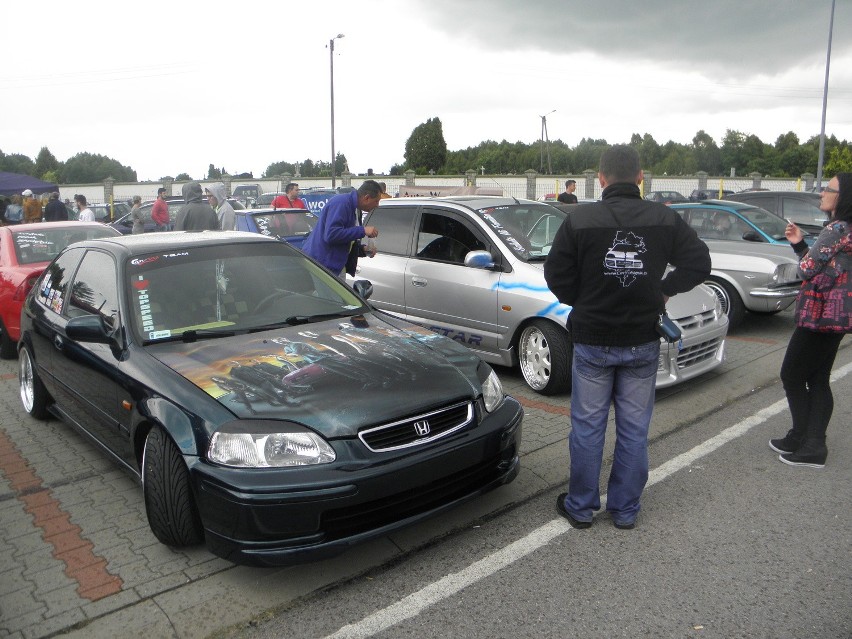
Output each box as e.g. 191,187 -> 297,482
772,262 -> 800,285
713,293 -> 723,320
209,422 -> 336,468
481,368 -> 505,413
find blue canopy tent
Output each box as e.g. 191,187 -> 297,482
0,171 -> 58,197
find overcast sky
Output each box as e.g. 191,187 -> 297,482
3,0 -> 850,181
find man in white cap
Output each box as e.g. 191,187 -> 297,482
22,189 -> 42,223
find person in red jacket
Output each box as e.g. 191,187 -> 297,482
272,183 -> 306,210
151,188 -> 170,231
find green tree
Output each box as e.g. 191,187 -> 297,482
572,138 -> 609,173
823,146 -> 852,176
175,173 -> 191,181
631,133 -> 663,171
691,130 -> 721,174
0,151 -> 36,176
720,129 -> 748,176
404,117 -> 448,173
34,147 -> 60,180
207,164 -> 222,179
264,161 -> 297,178
59,152 -> 135,183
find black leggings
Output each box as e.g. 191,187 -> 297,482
780,327 -> 844,438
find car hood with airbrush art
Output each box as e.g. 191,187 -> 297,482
146,313 -> 485,437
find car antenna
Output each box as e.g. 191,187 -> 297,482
483,175 -> 518,203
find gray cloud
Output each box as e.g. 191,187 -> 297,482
413,0 -> 849,78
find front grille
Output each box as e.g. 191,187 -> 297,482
359,401 -> 474,452
677,337 -> 723,369
674,309 -> 716,331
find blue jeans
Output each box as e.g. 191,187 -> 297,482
564,341 -> 659,524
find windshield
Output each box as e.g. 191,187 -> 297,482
250,210 -> 317,238
126,243 -> 366,344
475,203 -> 567,260
739,206 -> 789,240
13,226 -> 119,265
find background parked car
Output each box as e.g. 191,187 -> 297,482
18,232 -> 522,565
692,240 -> 800,328
0,222 -> 121,357
357,196 -> 728,395
690,188 -> 735,201
66,201 -> 130,223
724,190 -> 827,234
644,190 -> 688,204
235,207 -> 317,249
670,200 -> 814,246
111,196 -> 245,234
253,192 -> 286,208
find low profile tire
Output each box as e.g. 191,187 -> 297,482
142,427 -> 204,547
704,277 -> 745,329
19,345 -> 50,419
0,325 -> 16,359
518,320 -> 572,395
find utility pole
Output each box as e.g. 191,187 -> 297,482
816,0 -> 835,188
539,110 -> 555,174
329,34 -> 345,188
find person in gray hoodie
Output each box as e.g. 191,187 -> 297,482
205,182 -> 236,230
174,182 -> 219,231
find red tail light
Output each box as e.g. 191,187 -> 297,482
13,273 -> 41,302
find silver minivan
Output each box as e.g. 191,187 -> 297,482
357,196 -> 729,395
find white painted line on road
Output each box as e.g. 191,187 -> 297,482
326,360 -> 852,639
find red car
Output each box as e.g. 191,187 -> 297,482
0,222 -> 121,357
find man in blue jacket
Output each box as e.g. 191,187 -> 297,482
302,181 -> 380,278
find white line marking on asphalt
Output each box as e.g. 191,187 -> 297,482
326,361 -> 852,639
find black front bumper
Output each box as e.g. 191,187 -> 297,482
190,397 -> 523,566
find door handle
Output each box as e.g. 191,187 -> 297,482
411,276 -> 427,287
53,335 -> 64,351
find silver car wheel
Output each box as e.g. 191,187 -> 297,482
19,347 -> 35,413
704,278 -> 744,329
519,324 -> 552,391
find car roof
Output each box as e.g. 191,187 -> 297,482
71,230 -> 280,257
727,190 -> 819,198
378,195 -> 536,209
671,199 -> 758,212
8,221 -> 118,233
238,207 -> 312,214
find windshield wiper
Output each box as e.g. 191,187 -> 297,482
143,329 -> 236,345
247,312 -> 358,334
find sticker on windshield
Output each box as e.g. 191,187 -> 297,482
148,330 -> 171,340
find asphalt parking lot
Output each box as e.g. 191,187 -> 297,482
0,307 -> 849,639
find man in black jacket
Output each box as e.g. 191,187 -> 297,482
43,192 -> 68,222
544,145 -> 710,530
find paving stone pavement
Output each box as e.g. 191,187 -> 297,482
0,307 -> 828,639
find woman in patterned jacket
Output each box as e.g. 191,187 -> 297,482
769,172 -> 852,468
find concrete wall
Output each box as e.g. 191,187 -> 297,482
60,173 -> 812,206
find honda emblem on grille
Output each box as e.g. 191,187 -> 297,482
413,420 -> 431,437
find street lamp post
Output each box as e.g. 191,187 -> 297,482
329,33 -> 344,188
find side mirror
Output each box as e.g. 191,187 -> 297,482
65,315 -> 113,343
741,231 -> 765,242
352,279 -> 373,300
464,250 -> 497,270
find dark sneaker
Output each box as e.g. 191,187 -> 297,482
555,492 -> 592,529
779,441 -> 827,469
613,520 -> 635,530
769,431 -> 802,455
